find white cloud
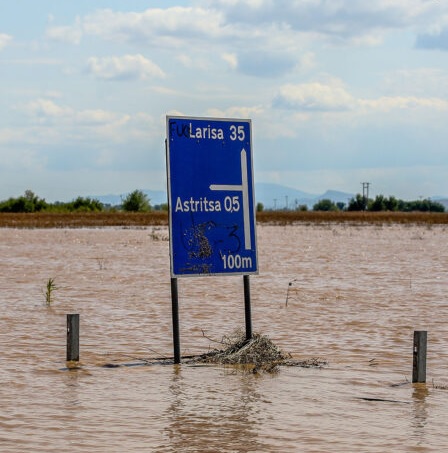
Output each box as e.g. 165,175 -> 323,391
222,53 -> 238,70
46,1 -> 448,83
296,52 -> 316,72
4,1 -> 448,201
13,98 -> 166,149
46,17 -> 83,44
274,81 -> 356,111
86,54 -> 165,80
206,105 -> 265,119
22,98 -> 73,118
382,68 -> 448,97
0,33 -> 12,50
81,7 -> 233,45
200,0 -> 448,44
273,80 -> 448,113
359,96 -> 448,112
174,54 -> 210,71
75,109 -> 129,126
43,5 -> 300,59
0,128 -> 26,145
0,124 -> 62,147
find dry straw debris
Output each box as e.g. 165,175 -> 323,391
188,330 -> 327,373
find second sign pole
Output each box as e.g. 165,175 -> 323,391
243,275 -> 253,342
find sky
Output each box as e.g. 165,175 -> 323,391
1,0 -> 448,202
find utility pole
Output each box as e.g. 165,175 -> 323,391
361,182 -> 371,210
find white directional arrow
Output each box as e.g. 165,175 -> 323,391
210,148 -> 252,250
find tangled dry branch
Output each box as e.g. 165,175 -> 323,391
188,330 -> 327,373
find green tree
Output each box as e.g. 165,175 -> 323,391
384,196 -> 398,211
313,198 -> 339,211
122,190 -> 151,212
406,198 -> 445,212
256,202 -> 264,212
347,193 -> 367,211
69,196 -> 103,212
369,194 -> 386,212
0,190 -> 47,213
429,200 -> 445,212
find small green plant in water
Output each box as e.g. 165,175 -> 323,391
45,278 -> 57,306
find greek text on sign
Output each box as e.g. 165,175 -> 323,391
166,116 -> 258,277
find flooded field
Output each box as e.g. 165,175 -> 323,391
1,223 -> 448,452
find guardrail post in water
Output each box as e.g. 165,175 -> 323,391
413,330 -> 427,383
67,314 -> 80,362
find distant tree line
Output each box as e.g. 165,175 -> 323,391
258,194 -> 445,212
2,190 -> 444,214
312,194 -> 445,212
0,189 -> 167,213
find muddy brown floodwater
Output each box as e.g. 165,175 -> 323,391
1,224 -> 448,452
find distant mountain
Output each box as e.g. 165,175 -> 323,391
254,183 -> 354,209
254,182 -> 316,209
93,184 -> 448,210
432,197 -> 448,209
317,190 -> 355,205
92,184 -> 355,209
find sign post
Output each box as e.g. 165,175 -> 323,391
166,116 -> 258,360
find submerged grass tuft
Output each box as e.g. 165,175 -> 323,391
44,278 -> 57,306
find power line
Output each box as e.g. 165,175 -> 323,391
361,182 -> 371,210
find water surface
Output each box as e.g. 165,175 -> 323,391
1,224 -> 448,452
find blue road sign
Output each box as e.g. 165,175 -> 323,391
166,116 -> 258,277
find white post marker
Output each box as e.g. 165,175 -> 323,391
209,148 -> 252,250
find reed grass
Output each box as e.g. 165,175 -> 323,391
45,278 -> 56,306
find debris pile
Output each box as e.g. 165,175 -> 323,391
189,330 -> 327,373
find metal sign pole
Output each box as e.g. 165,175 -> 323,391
243,275 -> 252,341
170,277 -> 181,364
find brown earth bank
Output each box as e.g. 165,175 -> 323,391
1,210 -> 448,228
